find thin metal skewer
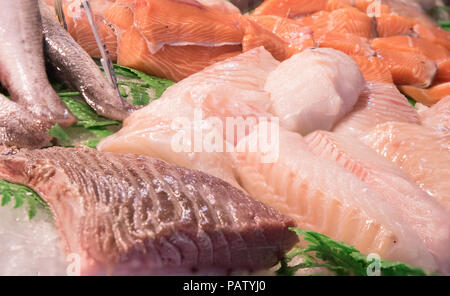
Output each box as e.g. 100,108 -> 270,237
53,0 -> 68,30
81,0 -> 121,97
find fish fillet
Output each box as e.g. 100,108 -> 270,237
333,82 -> 420,138
371,36 -> 449,61
99,48 -> 279,188
248,15 -> 315,57
375,14 -> 417,37
361,122 -> 450,215
399,82 -> 450,106
232,125 -> 438,272
414,23 -> 450,51
315,32 -> 375,57
419,96 -> 450,136
0,146 -> 298,275
371,36 -> 449,84
351,56 -> 394,83
305,130 -> 450,274
375,48 -> 437,88
46,0 -> 286,81
297,8 -> 374,39
264,48 -> 365,135
253,0 -> 330,17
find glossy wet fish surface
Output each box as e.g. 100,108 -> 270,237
0,0 -> 75,127
1,0 -> 449,277
0,94 -> 52,149
39,0 -> 137,121
0,146 -> 298,276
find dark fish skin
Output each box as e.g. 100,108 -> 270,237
0,146 -> 298,275
0,94 -> 52,149
0,0 -> 76,127
39,1 -> 138,121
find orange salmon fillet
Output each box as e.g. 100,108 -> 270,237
375,48 -> 437,88
400,83 -> 450,106
297,8 -> 375,39
375,14 -> 417,37
315,32 -> 374,57
248,15 -> 315,57
50,0 -> 286,81
351,56 -> 393,83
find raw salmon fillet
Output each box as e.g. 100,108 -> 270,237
400,82 -> 450,106
315,32 -> 375,57
371,36 -> 449,61
351,56 -> 393,83
47,0 -> 286,81
264,48 -> 365,135
253,0 -> 330,17
375,48 -> 437,88
99,48 -> 279,188
305,131 -> 450,274
333,82 -> 419,138
232,125 -> 438,271
434,59 -> 450,84
371,36 -> 449,83
362,122 -> 450,215
0,146 -> 298,275
248,15 -> 315,57
414,23 -> 450,51
375,14 -> 417,37
297,8 -> 374,39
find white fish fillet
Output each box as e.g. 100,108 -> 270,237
231,125 -> 438,272
306,130 -> 450,274
99,47 -> 278,188
264,48 -> 365,135
361,122 -> 450,216
419,96 -> 450,139
333,82 -> 420,138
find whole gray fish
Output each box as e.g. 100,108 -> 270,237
39,1 -> 137,121
0,0 -> 76,127
0,146 -> 298,275
0,94 -> 52,149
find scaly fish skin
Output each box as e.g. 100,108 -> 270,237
0,0 -> 76,127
